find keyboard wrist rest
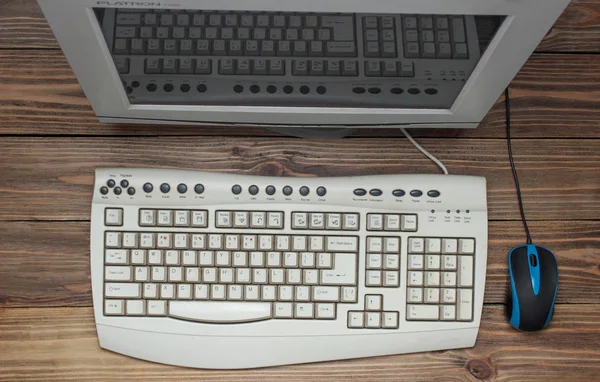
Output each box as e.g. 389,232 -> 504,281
97,324 -> 479,369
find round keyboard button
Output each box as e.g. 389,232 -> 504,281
120,179 -> 129,188
427,190 -> 441,198
410,190 -> 423,197
177,184 -> 188,194
283,186 -> 293,196
317,187 -> 327,197
392,189 -> 405,197
143,183 -> 154,193
100,186 -> 109,195
370,189 -> 383,197
197,84 -> 207,93
249,185 -> 259,195
127,187 -> 136,196
232,185 -> 242,195
266,185 -> 276,196
114,187 -> 122,195
107,179 -> 116,188
300,186 -> 310,196
353,188 -> 367,196
194,184 -> 205,194
160,183 -> 171,193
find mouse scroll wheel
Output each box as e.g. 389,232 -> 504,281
529,254 -> 538,267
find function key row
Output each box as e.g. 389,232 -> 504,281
367,214 -> 417,232
291,212 -> 359,231
117,11 -> 352,31
139,209 -> 208,228
216,211 -> 284,229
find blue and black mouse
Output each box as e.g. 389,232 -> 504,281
507,244 -> 559,331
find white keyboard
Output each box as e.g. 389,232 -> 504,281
91,168 -> 488,369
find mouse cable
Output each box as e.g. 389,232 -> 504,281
400,128 -> 449,175
505,88 -> 532,244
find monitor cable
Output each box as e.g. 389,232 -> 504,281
401,128 -> 449,175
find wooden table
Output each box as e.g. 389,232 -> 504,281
1,1 -> 599,380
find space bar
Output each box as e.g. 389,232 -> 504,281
169,301 -> 272,324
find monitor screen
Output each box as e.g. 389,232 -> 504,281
93,8 -> 504,110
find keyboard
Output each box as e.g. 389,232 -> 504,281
92,168 -> 488,369
97,9 -> 481,108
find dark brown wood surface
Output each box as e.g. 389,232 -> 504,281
1,0 -> 599,380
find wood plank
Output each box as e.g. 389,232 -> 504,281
1,305 -> 599,381
1,137 -> 599,221
506,53 -> 600,138
1,221 -> 598,308
538,0 -> 600,52
2,0 -> 599,52
3,50 -> 600,138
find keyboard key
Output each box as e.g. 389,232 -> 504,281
401,215 -> 418,231
443,288 -> 456,303
105,208 -> 123,226
106,249 -> 128,264
385,254 -> 400,270
407,304 -> 439,320
269,59 -> 285,75
326,214 -> 342,229
341,286 -> 357,303
366,270 -> 382,287
317,253 -> 332,268
192,210 -> 208,227
316,303 -> 336,319
106,283 -> 141,298
404,43 -> 420,58
457,289 -> 473,321
126,300 -> 145,315
321,253 -> 357,285
366,312 -> 381,328
367,214 -> 383,230
364,42 -> 380,58
147,300 -> 167,316
363,16 -> 378,29
426,238 -> 441,254
115,26 -> 137,39
422,42 -> 436,58
407,287 -> 422,303
105,232 -> 122,248
442,255 -> 457,270
295,303 -> 314,318
274,302 -> 293,318
236,58 -> 251,74
452,17 -> 466,42
408,271 -> 423,286
277,40 -> 292,56
384,271 -> 399,287
348,311 -> 364,328
156,27 -> 170,39
342,60 -> 358,76
105,266 -> 132,281
458,256 -> 474,287
459,239 -> 475,254
117,13 -> 141,25
382,60 -> 397,76
267,212 -> 283,229
366,294 -> 382,310
424,288 -> 439,303
326,42 -> 356,57
292,59 -> 308,75
383,311 -> 399,328
425,254 -> 441,270
105,300 -> 124,315
326,236 -> 357,252
399,62 -> 415,77
382,43 -> 397,59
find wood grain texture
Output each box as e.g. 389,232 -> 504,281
2,0 -> 600,52
1,137 -> 599,221
1,305 -> 599,381
1,220 -> 598,308
4,50 -> 600,138
538,0 -> 600,52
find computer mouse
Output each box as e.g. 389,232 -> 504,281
507,244 -> 559,332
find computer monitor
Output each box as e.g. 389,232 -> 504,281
38,0 -> 570,130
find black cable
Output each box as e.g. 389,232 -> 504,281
505,88 -> 532,244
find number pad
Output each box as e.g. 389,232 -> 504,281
406,236 -> 475,321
